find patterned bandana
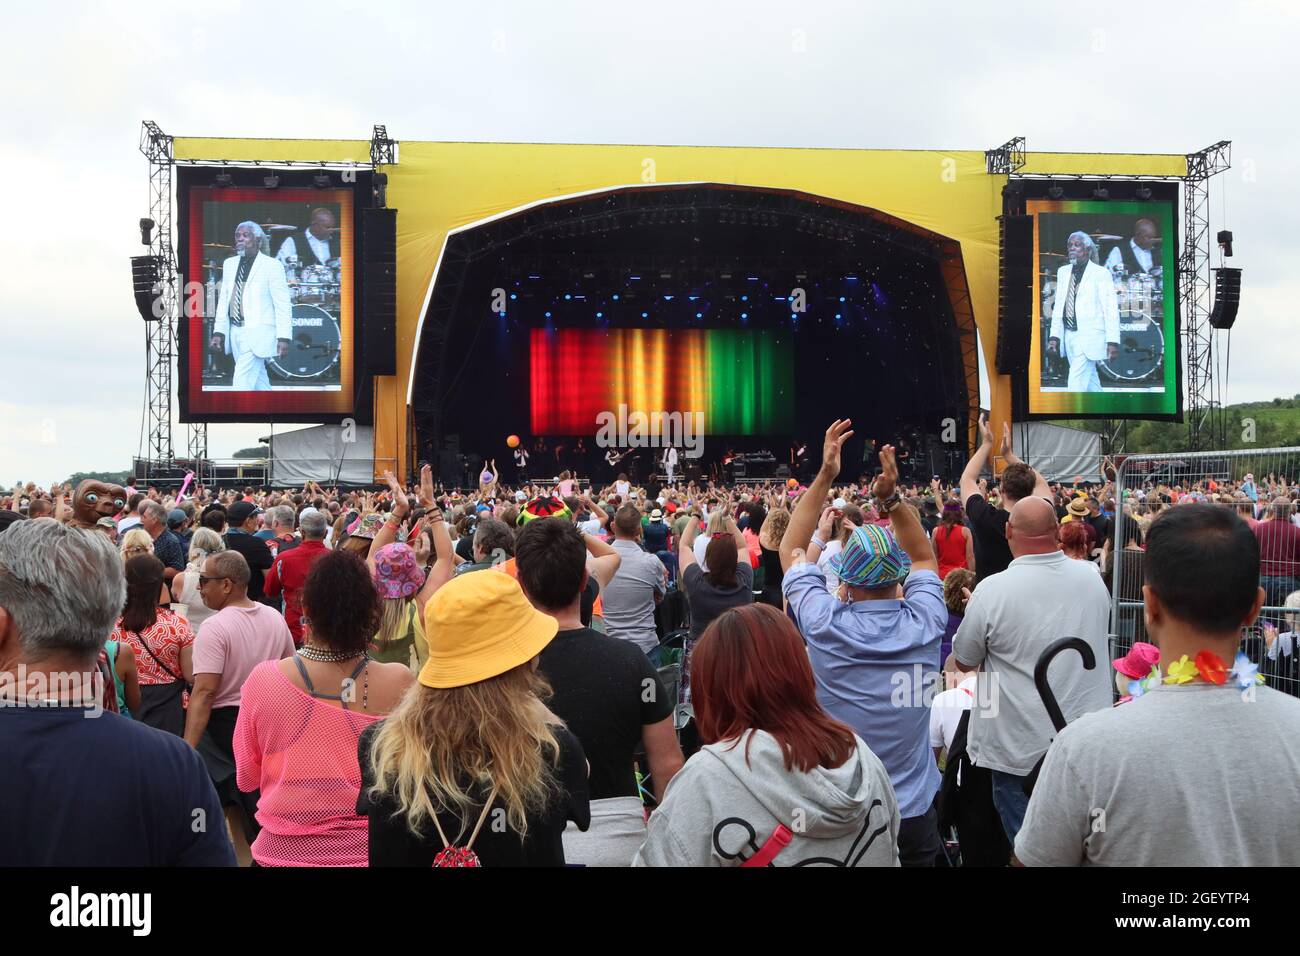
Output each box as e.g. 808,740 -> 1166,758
830,524 -> 911,588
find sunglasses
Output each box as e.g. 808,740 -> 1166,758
198,575 -> 230,587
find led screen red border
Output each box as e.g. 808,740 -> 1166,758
183,187 -> 355,420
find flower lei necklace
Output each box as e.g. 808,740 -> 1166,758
1126,651 -> 1265,700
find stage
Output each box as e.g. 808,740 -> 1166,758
166,135 -> 1194,478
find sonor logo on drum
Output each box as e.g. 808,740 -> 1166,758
294,316 -> 324,327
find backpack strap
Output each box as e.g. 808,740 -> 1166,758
742,824 -> 793,867
431,784 -> 500,852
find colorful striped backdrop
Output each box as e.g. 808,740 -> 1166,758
529,328 -> 793,435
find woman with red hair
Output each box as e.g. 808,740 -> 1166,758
1059,520 -> 1100,572
634,603 -> 900,867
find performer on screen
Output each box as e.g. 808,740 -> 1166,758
210,221 -> 293,391
1104,218 -> 1159,276
1047,231 -> 1121,393
662,445 -> 679,486
276,207 -> 335,266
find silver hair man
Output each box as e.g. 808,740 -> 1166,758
299,509 -> 328,540
1067,230 -> 1099,264
267,505 -> 296,534
0,520 -> 125,667
235,220 -> 270,256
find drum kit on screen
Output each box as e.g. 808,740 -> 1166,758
200,223 -> 343,385
1040,232 -> 1165,387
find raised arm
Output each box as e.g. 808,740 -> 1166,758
679,513 -> 701,572
959,413 -> 995,506
1000,420 -> 1051,498
875,445 -> 939,576
781,419 -> 853,572
368,470 -> 410,572
416,465 -> 454,619
582,532 -> 622,590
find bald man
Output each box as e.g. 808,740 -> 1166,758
951,494 -> 1112,844
1104,218 -> 1160,276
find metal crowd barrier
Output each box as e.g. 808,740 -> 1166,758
1112,448 -> 1300,699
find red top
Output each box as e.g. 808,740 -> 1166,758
1254,519 -> 1300,578
264,540 -> 328,645
934,523 -> 969,582
233,661 -> 383,867
110,608 -> 194,685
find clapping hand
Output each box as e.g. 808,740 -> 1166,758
820,419 -> 855,477
871,445 -> 898,501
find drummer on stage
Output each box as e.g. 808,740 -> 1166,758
276,207 -> 335,266
1104,218 -> 1159,276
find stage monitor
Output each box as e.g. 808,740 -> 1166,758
177,170 -> 368,423
1023,193 -> 1179,419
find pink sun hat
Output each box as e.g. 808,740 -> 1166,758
1112,642 -> 1160,680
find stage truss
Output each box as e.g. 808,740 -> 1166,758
136,121 -> 390,480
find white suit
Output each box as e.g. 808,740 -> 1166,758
663,446 -> 678,484
1049,260 -> 1120,392
213,251 -> 293,391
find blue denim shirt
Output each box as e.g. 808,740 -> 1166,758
782,562 -> 946,819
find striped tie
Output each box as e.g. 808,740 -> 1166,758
231,257 -> 251,326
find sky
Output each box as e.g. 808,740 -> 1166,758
2,0 -> 1296,483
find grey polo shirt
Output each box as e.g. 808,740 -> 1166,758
952,550 -> 1112,775
601,539 -> 668,654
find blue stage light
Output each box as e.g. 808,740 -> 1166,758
740,312 -> 748,320
741,295 -> 748,302
641,312 -> 648,318
695,312 -> 702,319
612,293 -> 620,300
510,293 -> 517,300
839,296 -> 846,302
564,294 -> 572,300
544,311 -> 552,318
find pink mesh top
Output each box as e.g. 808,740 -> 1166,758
233,660 -> 383,867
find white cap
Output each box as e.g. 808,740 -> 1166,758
657,496 -> 666,506
832,497 -> 847,509
515,491 -> 527,502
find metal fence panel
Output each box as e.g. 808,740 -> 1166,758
1112,448 -> 1300,700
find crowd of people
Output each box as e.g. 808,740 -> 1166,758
3,415 -> 1300,867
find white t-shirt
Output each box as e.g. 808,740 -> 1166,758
929,675 -> 977,753
615,480 -> 630,497
817,539 -> 844,591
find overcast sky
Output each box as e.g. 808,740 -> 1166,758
2,0 -> 1295,483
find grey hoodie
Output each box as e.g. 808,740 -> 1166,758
633,729 -> 901,867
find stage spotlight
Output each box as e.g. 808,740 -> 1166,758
1047,185 -> 1064,200
263,173 -> 280,189
1135,185 -> 1152,200
695,312 -> 702,319
138,218 -> 155,246
740,312 -> 748,320
641,312 -> 648,318
612,293 -> 620,300
544,311 -> 552,318
214,172 -> 234,188
596,311 -> 603,318
313,172 -> 331,188
1091,185 -> 1109,200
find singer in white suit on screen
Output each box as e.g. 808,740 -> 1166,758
1047,231 -> 1121,393
210,221 -> 293,391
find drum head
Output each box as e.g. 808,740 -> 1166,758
1100,317 -> 1164,382
269,305 -> 341,379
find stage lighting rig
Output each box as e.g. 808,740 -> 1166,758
214,172 -> 233,188
313,172 -> 331,188
1047,185 -> 1065,199
1091,185 -> 1109,200
262,173 -> 280,189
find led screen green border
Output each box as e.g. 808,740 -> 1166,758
1027,199 -> 1177,417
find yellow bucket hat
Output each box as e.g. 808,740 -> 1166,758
417,570 -> 558,689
